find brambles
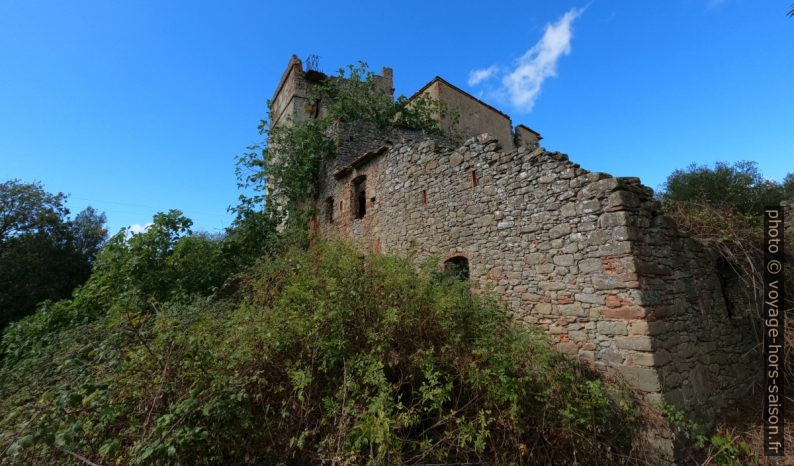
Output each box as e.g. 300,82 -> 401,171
0,241 -> 642,464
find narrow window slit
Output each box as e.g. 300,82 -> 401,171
352,176 -> 367,219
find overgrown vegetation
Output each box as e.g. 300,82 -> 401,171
236,62 -> 453,229
659,161 -> 794,462
0,238 -> 643,464
661,403 -> 753,466
0,179 -> 107,330
659,161 -> 794,379
0,61 -> 651,464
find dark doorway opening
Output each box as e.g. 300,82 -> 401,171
444,256 -> 470,281
353,176 -> 366,219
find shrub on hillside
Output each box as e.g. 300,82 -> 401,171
0,242 -> 642,465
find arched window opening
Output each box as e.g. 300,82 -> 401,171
353,176 -> 367,219
444,256 -> 470,281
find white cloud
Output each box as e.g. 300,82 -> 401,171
467,65 -> 499,86
467,7 -> 585,112
127,223 -> 153,235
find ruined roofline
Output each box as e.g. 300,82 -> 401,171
271,55 -> 303,104
329,125 -> 653,205
409,76 -> 512,121
516,124 -> 542,141
409,76 -> 542,142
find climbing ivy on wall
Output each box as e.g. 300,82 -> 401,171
235,62 -> 455,231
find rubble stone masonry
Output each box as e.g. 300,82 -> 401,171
315,123 -> 759,431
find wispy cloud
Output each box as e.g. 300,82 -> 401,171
127,223 -> 153,235
468,65 -> 499,86
467,7 -> 585,112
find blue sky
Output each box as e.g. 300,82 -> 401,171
1,1 -> 793,234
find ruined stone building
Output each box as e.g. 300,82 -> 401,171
269,55 -> 759,457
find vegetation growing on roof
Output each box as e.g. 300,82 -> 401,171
235,62 -> 455,230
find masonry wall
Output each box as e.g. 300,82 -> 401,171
414,79 -> 516,151
630,200 -> 758,423
315,125 -> 759,433
270,56 -> 309,128
515,124 -> 541,147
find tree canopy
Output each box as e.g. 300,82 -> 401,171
0,180 -> 107,329
660,160 -> 793,215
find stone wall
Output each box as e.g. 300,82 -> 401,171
270,55 -> 312,128
515,124 -> 542,147
411,77 -> 516,150
629,194 -> 757,423
314,124 -> 759,432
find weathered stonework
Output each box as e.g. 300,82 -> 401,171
271,56 -> 760,461
314,125 -> 757,416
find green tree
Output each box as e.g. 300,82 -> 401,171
0,180 -> 107,329
70,206 -> 108,263
660,160 -> 793,214
0,179 -> 68,243
91,210 -> 230,304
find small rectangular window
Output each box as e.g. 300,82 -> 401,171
353,176 -> 366,219
471,171 -> 478,188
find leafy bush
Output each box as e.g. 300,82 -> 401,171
0,210 -> 242,365
312,62 -> 449,133
0,241 -> 641,464
661,403 -> 753,466
92,210 -> 232,304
